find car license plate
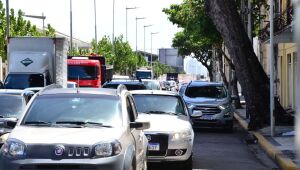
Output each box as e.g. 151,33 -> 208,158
148,143 -> 160,151
200,115 -> 214,120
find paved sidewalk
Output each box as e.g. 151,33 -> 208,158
235,107 -> 297,170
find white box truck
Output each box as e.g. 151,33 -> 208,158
3,37 -> 68,89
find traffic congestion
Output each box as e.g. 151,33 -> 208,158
0,37 -> 238,170
1,0 -> 295,169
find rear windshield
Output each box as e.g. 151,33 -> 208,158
0,95 -> 25,118
185,85 -> 227,98
22,94 -> 122,127
68,66 -> 98,80
103,83 -> 146,91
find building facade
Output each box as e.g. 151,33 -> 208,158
159,48 -> 184,73
259,0 -> 296,111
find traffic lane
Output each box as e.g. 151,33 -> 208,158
148,121 -> 278,170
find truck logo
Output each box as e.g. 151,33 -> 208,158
20,58 -> 33,67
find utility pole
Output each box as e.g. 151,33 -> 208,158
125,7 -> 137,42
144,25 -> 152,59
269,0 -> 275,137
295,0 -> 300,162
94,0 -> 98,51
112,0 -> 115,52
70,0 -> 73,55
135,17 -> 145,69
23,13 -> 46,34
150,32 -> 159,79
6,0 -> 9,40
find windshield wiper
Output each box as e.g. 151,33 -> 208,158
24,121 -> 53,126
55,121 -> 112,128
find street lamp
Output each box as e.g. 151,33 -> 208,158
23,13 -> 46,34
70,0 -> 73,54
94,0 -> 98,49
112,0 -> 115,52
5,0 -> 9,39
125,6 -> 138,41
135,17 -> 145,69
150,32 -> 159,78
144,24 -> 152,59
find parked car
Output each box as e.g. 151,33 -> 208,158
0,86 -> 149,170
142,79 -> 162,90
131,90 -> 194,169
102,80 -> 147,91
182,81 -> 236,131
0,89 -> 35,146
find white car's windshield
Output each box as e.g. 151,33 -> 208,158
133,94 -> 186,116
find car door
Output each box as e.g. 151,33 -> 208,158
126,96 -> 145,168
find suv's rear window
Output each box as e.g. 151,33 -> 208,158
22,94 -> 122,127
185,85 -> 227,98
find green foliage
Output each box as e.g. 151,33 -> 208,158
153,61 -> 175,78
0,1 -> 56,61
92,35 -> 147,75
163,0 -> 221,77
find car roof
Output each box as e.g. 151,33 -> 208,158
188,81 -> 224,87
130,90 -> 179,96
104,81 -> 144,85
39,88 -> 119,96
0,89 -> 25,95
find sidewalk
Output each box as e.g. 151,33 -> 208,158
234,108 -> 298,170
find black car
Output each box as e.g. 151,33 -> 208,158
102,80 -> 147,91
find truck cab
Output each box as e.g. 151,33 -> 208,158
67,58 -> 101,88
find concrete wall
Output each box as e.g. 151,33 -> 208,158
159,48 -> 184,72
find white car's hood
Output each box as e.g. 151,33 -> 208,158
137,114 -> 191,132
9,126 -> 124,145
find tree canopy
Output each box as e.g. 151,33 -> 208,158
0,0 -> 56,61
163,0 -> 222,80
92,35 -> 147,74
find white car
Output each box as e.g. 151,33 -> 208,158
131,90 -> 194,169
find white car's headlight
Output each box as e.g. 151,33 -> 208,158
172,129 -> 193,141
93,140 -> 122,158
1,139 -> 26,157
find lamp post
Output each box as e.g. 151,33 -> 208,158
70,0 -> 73,54
125,6 -> 137,41
150,32 -> 159,78
6,0 -> 9,39
144,24 -> 152,58
23,13 -> 46,34
135,17 -> 145,69
112,0 -> 115,52
269,0 -> 275,137
94,0 -> 98,50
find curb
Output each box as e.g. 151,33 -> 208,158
234,112 -> 298,170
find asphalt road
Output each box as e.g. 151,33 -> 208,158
148,121 -> 279,170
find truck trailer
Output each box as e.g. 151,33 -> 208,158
4,37 -> 68,89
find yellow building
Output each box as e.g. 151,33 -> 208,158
260,0 -> 296,110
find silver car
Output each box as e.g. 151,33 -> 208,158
0,86 -> 149,170
183,81 -> 236,131
131,90 -> 194,169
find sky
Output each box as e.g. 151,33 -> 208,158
7,0 -> 183,54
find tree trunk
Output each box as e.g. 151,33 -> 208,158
216,51 -> 229,87
231,72 -> 243,109
205,0 -> 286,130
